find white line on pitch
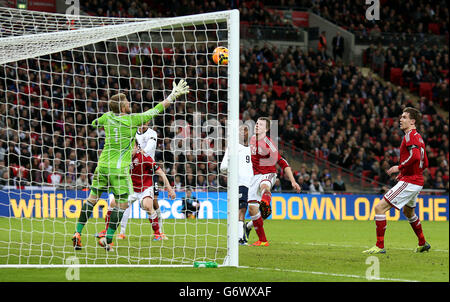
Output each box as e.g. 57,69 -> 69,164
238,266 -> 420,282
280,242 -> 449,252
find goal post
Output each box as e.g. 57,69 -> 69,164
224,9 -> 240,267
0,7 -> 239,267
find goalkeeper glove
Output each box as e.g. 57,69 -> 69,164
168,79 -> 189,102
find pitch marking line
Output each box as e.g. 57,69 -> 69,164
283,242 -> 448,252
239,266 -> 420,282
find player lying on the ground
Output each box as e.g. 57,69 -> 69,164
363,107 -> 431,254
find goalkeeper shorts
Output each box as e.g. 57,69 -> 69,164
91,166 -> 133,201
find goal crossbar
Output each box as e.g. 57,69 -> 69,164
0,9 -> 234,65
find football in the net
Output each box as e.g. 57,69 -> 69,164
212,46 -> 228,65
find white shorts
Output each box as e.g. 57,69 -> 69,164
248,173 -> 277,203
128,186 -> 154,208
383,181 -> 422,210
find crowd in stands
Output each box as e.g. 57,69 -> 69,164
81,0 -> 450,38
82,0 -> 291,27
82,0 -> 233,19
310,0 -> 449,36
238,43 -> 449,192
2,39 -> 447,193
0,1 -> 448,194
364,43 -> 449,110
0,41 -> 225,191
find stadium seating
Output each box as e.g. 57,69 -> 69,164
419,82 -> 434,100
311,0 -> 448,36
428,23 -> 441,35
272,85 -> 285,98
237,43 -> 448,192
366,43 -> 449,106
390,68 -> 403,86
275,100 -> 287,111
429,167 -> 438,180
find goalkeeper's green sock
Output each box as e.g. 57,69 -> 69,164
106,208 -> 125,244
75,200 -> 95,234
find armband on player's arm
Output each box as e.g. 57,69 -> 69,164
398,145 -> 420,172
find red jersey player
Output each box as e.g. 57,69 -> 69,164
129,142 -> 175,229
364,107 -> 430,254
97,142 -> 175,242
246,117 -> 301,246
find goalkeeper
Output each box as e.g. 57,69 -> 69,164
72,80 -> 189,251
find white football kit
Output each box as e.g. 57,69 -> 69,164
136,127 -> 157,159
220,144 -> 253,188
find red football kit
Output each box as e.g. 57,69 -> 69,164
373,128 -> 429,251
249,134 -> 289,175
248,134 -> 290,245
397,129 -> 428,186
130,151 -> 160,193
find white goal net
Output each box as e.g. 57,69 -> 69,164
0,7 -> 240,267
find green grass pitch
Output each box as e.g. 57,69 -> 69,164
0,218 -> 448,282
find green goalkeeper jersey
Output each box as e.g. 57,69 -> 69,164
91,104 -> 164,170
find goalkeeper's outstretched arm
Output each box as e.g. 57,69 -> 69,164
128,79 -> 190,127
92,80 -> 189,128
162,79 -> 190,108
137,79 -> 190,125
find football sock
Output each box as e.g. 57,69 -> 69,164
75,200 -> 95,234
251,213 -> 267,242
120,207 -> 131,235
247,201 -> 258,230
149,212 -> 160,235
246,220 -> 254,230
106,207 -> 125,244
238,220 -> 244,240
408,215 -> 426,246
156,208 -> 163,233
261,191 -> 272,206
104,208 -> 112,230
375,214 -> 387,249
